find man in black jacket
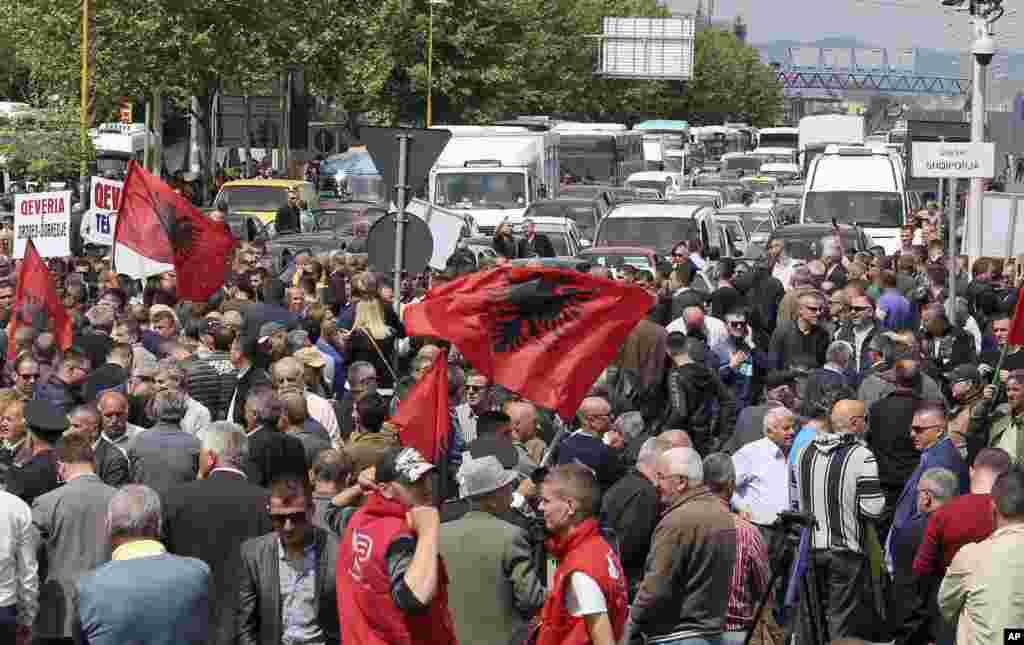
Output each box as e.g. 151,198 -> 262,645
601,436 -> 669,599
662,333 -> 737,457
68,404 -> 131,487
229,336 -> 271,427
517,219 -> 556,258
163,421 -> 272,645
242,385 -> 307,486
237,473 -> 339,645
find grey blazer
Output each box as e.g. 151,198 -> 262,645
236,527 -> 339,645
32,473 -> 118,639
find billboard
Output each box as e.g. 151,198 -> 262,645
599,17 -> 695,80
855,48 -> 885,71
890,48 -> 916,72
789,46 -> 821,69
821,48 -> 852,71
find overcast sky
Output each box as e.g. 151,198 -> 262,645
663,0 -> 1017,50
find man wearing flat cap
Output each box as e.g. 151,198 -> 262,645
6,400 -> 66,505
439,455 -> 544,645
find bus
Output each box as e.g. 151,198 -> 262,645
634,120 -> 692,175
556,129 -> 643,186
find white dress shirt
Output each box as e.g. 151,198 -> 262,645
305,392 -> 339,448
0,489 -> 37,626
454,403 -> 478,444
732,436 -> 790,525
666,315 -> 729,351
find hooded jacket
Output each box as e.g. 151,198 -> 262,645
661,363 -> 737,450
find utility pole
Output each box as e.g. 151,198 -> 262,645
962,0 -> 1001,242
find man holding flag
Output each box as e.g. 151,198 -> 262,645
6,239 -> 72,361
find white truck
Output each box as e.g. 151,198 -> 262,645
798,114 -> 865,177
89,122 -> 150,176
428,129 -> 559,234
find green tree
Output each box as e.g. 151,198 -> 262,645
0,103 -> 95,184
677,29 -> 784,126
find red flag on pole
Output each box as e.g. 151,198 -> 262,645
7,239 -> 72,360
114,160 -> 238,301
403,265 -> 655,419
1008,287 -> 1024,346
390,351 -> 450,464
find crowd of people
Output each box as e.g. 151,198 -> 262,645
0,202 -> 1021,645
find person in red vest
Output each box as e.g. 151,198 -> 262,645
535,463 -> 628,645
336,446 -> 457,645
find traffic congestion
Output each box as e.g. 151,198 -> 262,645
0,3 -> 1021,643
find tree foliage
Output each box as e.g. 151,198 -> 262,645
0,0 -> 784,143
0,103 -> 95,183
678,29 -> 784,126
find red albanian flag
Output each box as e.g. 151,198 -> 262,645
390,349 -> 449,464
114,160 -> 238,301
7,239 -> 72,360
1009,287 -> 1024,346
403,265 -> 655,419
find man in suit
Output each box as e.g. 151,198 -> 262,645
439,455 -> 544,644
163,421 -> 272,645
242,385 -> 307,486
31,433 -> 117,645
237,474 -> 339,645
129,388 -> 201,500
517,219 -> 556,258
67,404 -> 130,488
76,485 -> 211,644
229,336 -> 270,427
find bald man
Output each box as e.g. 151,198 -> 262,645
507,401 -> 546,466
658,429 -> 692,451
556,397 -> 625,490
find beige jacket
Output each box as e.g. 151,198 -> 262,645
939,522 -> 1024,644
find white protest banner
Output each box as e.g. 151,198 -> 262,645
81,176 -> 123,246
13,190 -> 72,258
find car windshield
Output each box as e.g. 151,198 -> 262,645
583,253 -> 653,270
545,232 -> 569,256
724,157 -> 762,173
221,186 -> 288,212
626,180 -> 668,192
597,217 -> 698,250
726,211 -> 770,233
774,230 -> 861,260
435,172 -> 526,209
803,191 -> 903,227
560,185 -> 608,200
526,203 -> 598,236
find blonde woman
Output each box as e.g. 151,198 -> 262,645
343,273 -> 404,394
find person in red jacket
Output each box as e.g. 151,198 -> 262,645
336,447 -> 457,645
536,463 -> 628,645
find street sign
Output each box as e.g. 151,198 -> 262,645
360,127 -> 452,204
911,141 -> 995,178
13,191 -> 72,258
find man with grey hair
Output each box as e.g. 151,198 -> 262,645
153,359 -> 212,439
129,388 -> 201,499
439,455 -> 543,644
242,385 -> 306,487
702,452 -> 771,644
162,421 -> 271,645
338,361 -> 377,442
602,437 -> 670,598
272,357 -> 339,447
732,406 -> 795,525
629,446 -> 737,644
76,485 -> 211,644
888,467 -> 959,645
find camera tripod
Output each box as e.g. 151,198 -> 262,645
744,511 -> 827,645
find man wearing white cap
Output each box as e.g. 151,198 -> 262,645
439,455 -> 544,644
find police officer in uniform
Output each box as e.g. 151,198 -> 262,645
6,401 -> 68,505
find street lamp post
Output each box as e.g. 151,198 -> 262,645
426,0 -> 447,128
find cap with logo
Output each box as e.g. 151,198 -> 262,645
375,447 -> 437,484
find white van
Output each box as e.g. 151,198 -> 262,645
594,201 -> 721,261
800,145 -> 907,253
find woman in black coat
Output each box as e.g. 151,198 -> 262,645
492,221 -> 518,260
